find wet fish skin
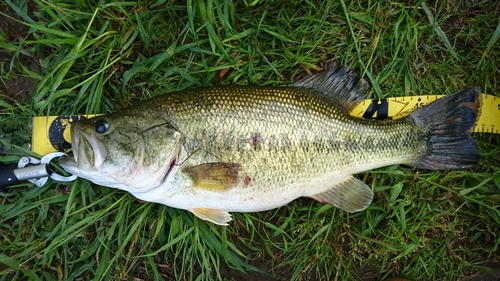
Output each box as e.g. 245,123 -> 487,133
59,66 -> 481,225
66,111 -> 183,192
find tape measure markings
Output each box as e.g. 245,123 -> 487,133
351,94 -> 500,134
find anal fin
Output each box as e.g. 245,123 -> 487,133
191,208 -> 232,226
310,176 -> 373,212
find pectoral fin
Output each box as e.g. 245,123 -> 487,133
191,208 -> 232,226
310,176 -> 373,212
182,162 -> 241,191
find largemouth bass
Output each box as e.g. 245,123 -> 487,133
59,66 -> 481,225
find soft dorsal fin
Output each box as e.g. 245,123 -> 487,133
309,175 -> 373,212
290,66 -> 369,111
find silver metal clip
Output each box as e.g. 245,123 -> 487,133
16,156 -> 49,187
16,152 -> 77,187
41,152 -> 78,182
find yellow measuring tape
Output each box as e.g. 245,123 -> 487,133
32,94 -> 500,155
32,115 -> 97,156
351,94 -> 500,133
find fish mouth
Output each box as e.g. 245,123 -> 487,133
80,132 -> 107,168
59,122 -> 107,172
59,122 -> 81,172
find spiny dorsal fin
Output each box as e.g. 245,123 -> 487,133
190,208 -> 232,226
182,162 -> 241,191
310,175 -> 373,212
290,66 -> 369,111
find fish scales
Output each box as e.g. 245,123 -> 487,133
102,85 -> 424,212
59,66 -> 481,225
136,85 -> 425,176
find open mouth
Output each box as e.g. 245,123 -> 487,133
61,122 -> 107,171
81,132 -> 107,168
59,123 -> 82,171
69,122 -> 81,164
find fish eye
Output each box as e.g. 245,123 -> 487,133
94,119 -> 108,134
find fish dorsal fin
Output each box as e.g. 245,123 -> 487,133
310,175 -> 373,212
191,208 -> 232,225
182,162 -> 241,191
290,66 -> 369,111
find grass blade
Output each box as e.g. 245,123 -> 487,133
421,2 -> 458,59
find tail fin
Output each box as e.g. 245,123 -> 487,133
411,87 -> 482,170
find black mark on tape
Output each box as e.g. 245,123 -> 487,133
48,116 -> 88,152
362,99 -> 392,120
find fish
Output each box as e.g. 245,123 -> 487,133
59,66 -> 482,225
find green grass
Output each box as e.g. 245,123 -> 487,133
1,0 -> 500,280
